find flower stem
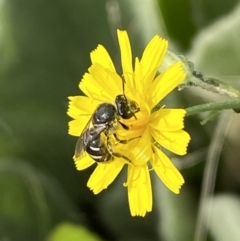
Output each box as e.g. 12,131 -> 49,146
185,100 -> 240,116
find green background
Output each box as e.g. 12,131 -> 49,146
1,0 -> 240,240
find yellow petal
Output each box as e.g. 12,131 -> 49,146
152,146 -> 184,194
80,71 -> 112,102
74,154 -> 95,170
148,62 -> 186,109
128,128 -> 152,166
140,36 -> 168,89
90,44 -> 116,72
68,118 -> 90,136
116,127 -> 144,142
80,63 -> 122,102
152,129 -> 191,155
150,109 -> 186,132
87,160 -> 125,194
117,30 -> 133,89
133,57 -> 144,96
67,96 -> 101,119
125,164 -> 152,217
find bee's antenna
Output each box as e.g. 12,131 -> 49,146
121,74 -> 138,120
121,75 -> 127,99
133,112 -> 137,120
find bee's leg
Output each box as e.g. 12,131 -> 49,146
113,133 -> 140,144
106,136 -> 133,164
119,121 -> 129,130
111,151 -> 133,164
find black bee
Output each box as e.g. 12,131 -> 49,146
74,94 -> 139,163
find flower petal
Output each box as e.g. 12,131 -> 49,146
150,109 -> 186,132
74,154 -> 95,170
152,129 -> 191,155
140,35 -> 168,89
152,146 -> 184,194
117,30 -> 133,88
133,57 -> 144,97
148,62 -> 186,109
128,128 -> 152,166
87,160 -> 125,194
80,63 -> 122,102
68,118 -> 90,136
80,71 -> 112,102
125,164 -> 152,217
67,96 -> 101,119
90,44 -> 116,72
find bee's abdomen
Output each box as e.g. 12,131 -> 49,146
86,136 -> 112,162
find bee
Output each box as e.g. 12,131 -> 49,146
74,94 -> 140,163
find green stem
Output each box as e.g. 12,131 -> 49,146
185,100 -> 240,116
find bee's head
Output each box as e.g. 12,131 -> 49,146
115,95 -> 140,119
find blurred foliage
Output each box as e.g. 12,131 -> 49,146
1,0 -> 240,241
205,195 -> 240,241
0,158 -> 77,240
158,0 -> 238,50
158,0 -> 197,50
46,222 -> 102,241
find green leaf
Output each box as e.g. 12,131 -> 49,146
46,222 -> 102,241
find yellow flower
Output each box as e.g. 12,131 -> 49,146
67,30 -> 190,217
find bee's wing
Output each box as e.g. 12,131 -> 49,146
74,117 -> 93,159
